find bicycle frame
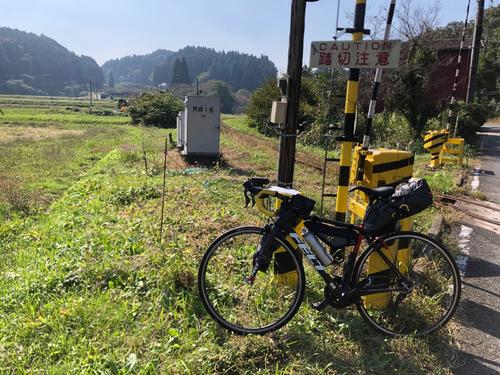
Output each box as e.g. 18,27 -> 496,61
280,220 -> 411,304
245,179 -> 411,303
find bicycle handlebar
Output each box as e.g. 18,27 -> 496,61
243,178 -> 289,218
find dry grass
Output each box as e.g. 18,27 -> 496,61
0,175 -> 40,215
0,126 -> 84,144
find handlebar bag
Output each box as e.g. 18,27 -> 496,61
289,194 -> 316,217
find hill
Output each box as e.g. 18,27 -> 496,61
101,49 -> 174,87
0,27 -> 104,96
103,46 -> 278,92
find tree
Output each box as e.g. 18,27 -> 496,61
477,5 -> 500,99
0,27 -> 105,96
179,57 -> 190,84
150,46 -> 277,91
171,57 -> 191,85
128,91 -> 183,128
152,63 -> 169,86
214,81 -> 235,113
245,72 -> 329,140
108,71 -> 115,88
381,0 -> 442,136
385,41 -> 438,136
245,79 -> 281,136
395,0 -> 441,40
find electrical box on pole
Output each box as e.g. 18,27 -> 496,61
270,100 -> 288,125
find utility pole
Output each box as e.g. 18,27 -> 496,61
449,0 -> 472,137
466,0 -> 485,103
277,0 -> 318,188
89,80 -> 93,109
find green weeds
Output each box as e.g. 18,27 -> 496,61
0,100 -> 465,373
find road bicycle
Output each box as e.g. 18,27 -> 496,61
198,178 -> 461,336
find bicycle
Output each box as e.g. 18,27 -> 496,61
198,178 -> 461,337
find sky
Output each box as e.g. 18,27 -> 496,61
1,0 -> 498,72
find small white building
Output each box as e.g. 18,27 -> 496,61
177,96 -> 220,160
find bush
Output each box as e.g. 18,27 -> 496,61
244,72 -> 326,139
244,79 -> 281,136
454,100 -> 492,142
128,91 -> 183,128
369,113 -> 415,150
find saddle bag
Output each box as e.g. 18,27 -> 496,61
363,178 -> 433,235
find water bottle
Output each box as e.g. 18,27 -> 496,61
301,228 -> 333,266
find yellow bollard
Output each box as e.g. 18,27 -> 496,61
423,130 -> 449,168
395,217 -> 413,275
349,146 -> 415,307
440,137 -> 465,166
272,195 -> 304,286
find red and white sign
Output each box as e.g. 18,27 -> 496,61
310,40 -> 401,69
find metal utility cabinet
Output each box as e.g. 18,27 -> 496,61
177,96 -> 220,160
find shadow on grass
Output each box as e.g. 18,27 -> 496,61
280,307 -> 461,374
217,154 -> 259,177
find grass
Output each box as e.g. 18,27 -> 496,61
222,114 -> 329,161
0,107 -> 129,126
0,96 -> 466,373
0,104 -> 164,219
0,94 -> 117,110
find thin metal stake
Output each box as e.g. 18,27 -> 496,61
160,138 -> 168,244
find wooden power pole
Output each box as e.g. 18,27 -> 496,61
89,80 -> 93,109
277,0 -> 318,188
466,0 -> 485,103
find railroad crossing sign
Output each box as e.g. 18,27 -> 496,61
310,40 -> 401,69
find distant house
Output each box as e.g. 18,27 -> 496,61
425,39 -> 473,106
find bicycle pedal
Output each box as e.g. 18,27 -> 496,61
312,299 -> 329,311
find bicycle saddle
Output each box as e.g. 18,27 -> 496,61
349,185 -> 395,199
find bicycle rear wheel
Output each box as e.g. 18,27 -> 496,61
198,226 -> 305,335
354,231 -> 461,336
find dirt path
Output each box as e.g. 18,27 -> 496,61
220,123 -> 333,173
452,121 -> 500,375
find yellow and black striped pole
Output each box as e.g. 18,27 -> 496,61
335,0 -> 368,222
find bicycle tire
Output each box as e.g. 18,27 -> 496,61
198,226 -> 305,335
353,231 -> 461,337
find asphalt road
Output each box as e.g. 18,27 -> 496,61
453,121 -> 500,375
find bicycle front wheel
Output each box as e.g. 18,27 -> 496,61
198,226 -> 305,335
354,231 -> 461,336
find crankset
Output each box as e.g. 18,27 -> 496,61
312,283 -> 359,311
324,285 -> 356,308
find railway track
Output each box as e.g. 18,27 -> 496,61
436,194 -> 500,234
220,123 -> 326,172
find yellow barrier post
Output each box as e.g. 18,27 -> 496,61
440,137 -> 465,166
423,130 -> 449,168
350,146 -> 414,307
